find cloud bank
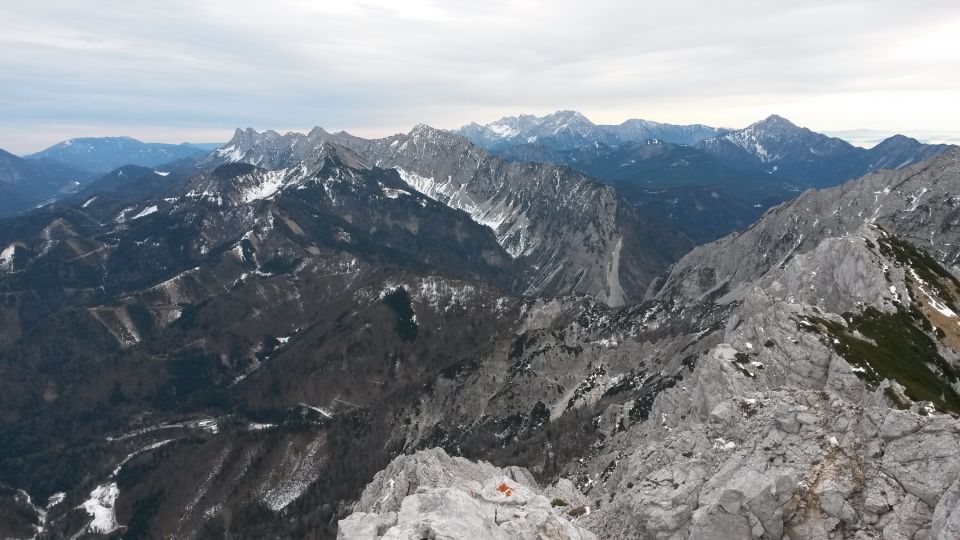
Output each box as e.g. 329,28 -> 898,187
2,0 -> 959,153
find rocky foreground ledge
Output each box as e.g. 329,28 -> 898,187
339,384 -> 960,539
337,448 -> 595,539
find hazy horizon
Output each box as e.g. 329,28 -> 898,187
9,112 -> 960,155
3,0 -> 959,154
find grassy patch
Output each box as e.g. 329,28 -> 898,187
801,307 -> 960,414
875,229 -> 960,311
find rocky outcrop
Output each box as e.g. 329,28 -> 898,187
580,385 -> 960,539
653,147 -> 960,304
338,448 -> 595,540
565,219 -> 960,538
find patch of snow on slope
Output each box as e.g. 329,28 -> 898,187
258,436 -> 326,511
215,144 -> 245,162
81,483 -> 120,535
106,417 -> 218,441
909,269 -> 958,318
395,168 -> 536,258
241,169 -> 288,202
906,187 -> 929,212
152,170 -> 171,176
414,277 -> 478,311
131,205 -> 158,220
114,206 -> 135,223
47,492 -> 66,508
381,185 -> 411,199
0,244 -> 15,271
112,439 -> 175,477
395,168 -> 448,201
82,196 -> 98,208
488,123 -> 519,138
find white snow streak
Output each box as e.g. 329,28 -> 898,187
80,483 -> 120,535
131,205 -> 158,220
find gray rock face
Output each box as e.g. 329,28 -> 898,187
562,191 -> 960,537
339,448 -> 596,540
653,147 -> 960,304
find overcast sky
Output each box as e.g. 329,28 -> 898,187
2,0 -> 960,153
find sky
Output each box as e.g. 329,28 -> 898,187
2,0 -> 960,154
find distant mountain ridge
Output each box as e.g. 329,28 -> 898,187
0,148 -> 91,217
204,124 -> 694,305
25,136 -> 210,174
456,110 -> 727,150
457,111 -> 954,241
696,114 -> 954,187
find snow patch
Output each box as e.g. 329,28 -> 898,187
112,439 -> 175,477
381,185 -> 411,199
0,244 -> 15,271
241,169 -> 288,202
81,483 -> 120,535
216,144 -> 245,162
131,205 -> 158,220
257,436 -> 326,511
488,122 -> 519,138
47,492 -> 66,509
395,168 -> 535,258
910,268 -> 957,318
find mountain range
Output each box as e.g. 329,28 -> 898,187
1,116 -> 960,539
0,138 -> 215,218
461,112 -> 952,241
203,124 -> 693,304
455,110 -> 727,150
0,149 -> 91,217
25,137 -> 212,175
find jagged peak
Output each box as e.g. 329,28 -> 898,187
874,133 -> 921,147
409,123 -> 460,143
410,122 -> 436,134
227,127 -> 261,144
312,140 -> 371,171
549,109 -> 592,122
307,126 -> 330,139
750,114 -> 799,130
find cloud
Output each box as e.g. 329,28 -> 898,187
1,0 -> 959,153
